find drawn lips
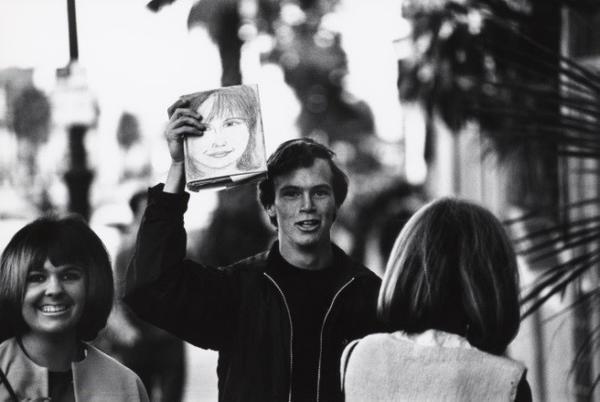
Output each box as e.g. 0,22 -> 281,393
205,149 -> 233,158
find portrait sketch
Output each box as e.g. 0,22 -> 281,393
181,84 -> 267,191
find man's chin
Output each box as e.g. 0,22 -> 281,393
294,234 -> 327,249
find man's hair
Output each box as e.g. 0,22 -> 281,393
257,138 -> 349,226
378,197 -> 520,355
0,215 -> 114,342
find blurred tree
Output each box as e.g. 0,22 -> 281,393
399,0 -> 561,212
145,0 -> 393,264
12,87 -> 51,145
116,111 -> 141,150
146,0 -> 278,265
10,86 -> 53,213
399,0 -> 600,397
116,111 -> 151,182
187,0 -> 244,86
349,181 -> 425,274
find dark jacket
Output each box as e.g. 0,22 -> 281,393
123,185 -> 382,402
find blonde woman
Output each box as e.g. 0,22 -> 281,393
342,198 -> 531,401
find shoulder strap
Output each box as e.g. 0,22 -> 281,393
0,366 -> 18,402
339,339 -> 361,393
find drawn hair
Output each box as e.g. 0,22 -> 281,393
187,85 -> 263,172
0,215 -> 113,342
378,197 -> 520,355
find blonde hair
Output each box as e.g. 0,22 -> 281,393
378,197 -> 520,355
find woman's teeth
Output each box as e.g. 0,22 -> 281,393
40,305 -> 68,313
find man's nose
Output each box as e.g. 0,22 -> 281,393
300,193 -> 315,211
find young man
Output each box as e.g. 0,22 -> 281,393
124,100 -> 381,402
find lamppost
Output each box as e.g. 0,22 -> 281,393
53,0 -> 97,221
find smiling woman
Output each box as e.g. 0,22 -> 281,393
0,215 -> 149,402
21,260 -> 87,341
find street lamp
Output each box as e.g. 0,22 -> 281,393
52,0 -> 97,220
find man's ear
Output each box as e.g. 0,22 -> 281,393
266,205 -> 276,219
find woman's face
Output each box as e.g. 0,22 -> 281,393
21,258 -> 86,340
188,94 -> 251,170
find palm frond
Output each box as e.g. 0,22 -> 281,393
521,259 -> 597,318
521,251 -> 600,303
538,288 -> 600,324
511,216 -> 600,244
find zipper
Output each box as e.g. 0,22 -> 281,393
316,277 -> 355,402
264,273 -> 294,402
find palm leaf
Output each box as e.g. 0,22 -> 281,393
521,260 -> 597,318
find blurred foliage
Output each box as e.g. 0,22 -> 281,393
150,0 -> 377,149
11,86 -> 51,145
399,0 -> 563,153
146,0 -> 406,266
348,180 -> 425,269
401,0 -> 600,395
400,0 -> 568,216
188,0 -> 243,85
116,112 -> 141,150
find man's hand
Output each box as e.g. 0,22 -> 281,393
165,98 -> 206,163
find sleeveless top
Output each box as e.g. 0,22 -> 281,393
341,330 -> 526,401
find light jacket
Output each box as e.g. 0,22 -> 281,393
123,184 -> 382,402
0,337 -> 149,402
341,330 -> 527,402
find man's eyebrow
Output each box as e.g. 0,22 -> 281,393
279,185 -> 300,192
278,184 -> 332,192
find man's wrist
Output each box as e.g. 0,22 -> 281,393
149,183 -> 190,213
164,161 -> 186,193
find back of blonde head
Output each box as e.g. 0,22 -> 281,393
378,197 -> 520,355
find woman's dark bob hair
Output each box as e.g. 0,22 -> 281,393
378,197 -> 521,355
0,215 -> 113,342
257,138 -> 348,226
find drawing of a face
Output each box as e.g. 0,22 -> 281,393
189,94 -> 251,170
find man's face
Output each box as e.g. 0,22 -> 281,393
267,158 -> 338,253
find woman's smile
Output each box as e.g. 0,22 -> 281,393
38,303 -> 72,315
21,259 -> 86,339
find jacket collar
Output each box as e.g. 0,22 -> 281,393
264,241 -> 371,284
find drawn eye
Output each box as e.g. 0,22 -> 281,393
223,119 -> 244,128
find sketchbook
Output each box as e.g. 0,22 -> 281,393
181,84 -> 267,191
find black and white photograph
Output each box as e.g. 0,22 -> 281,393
1,0 -> 600,401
